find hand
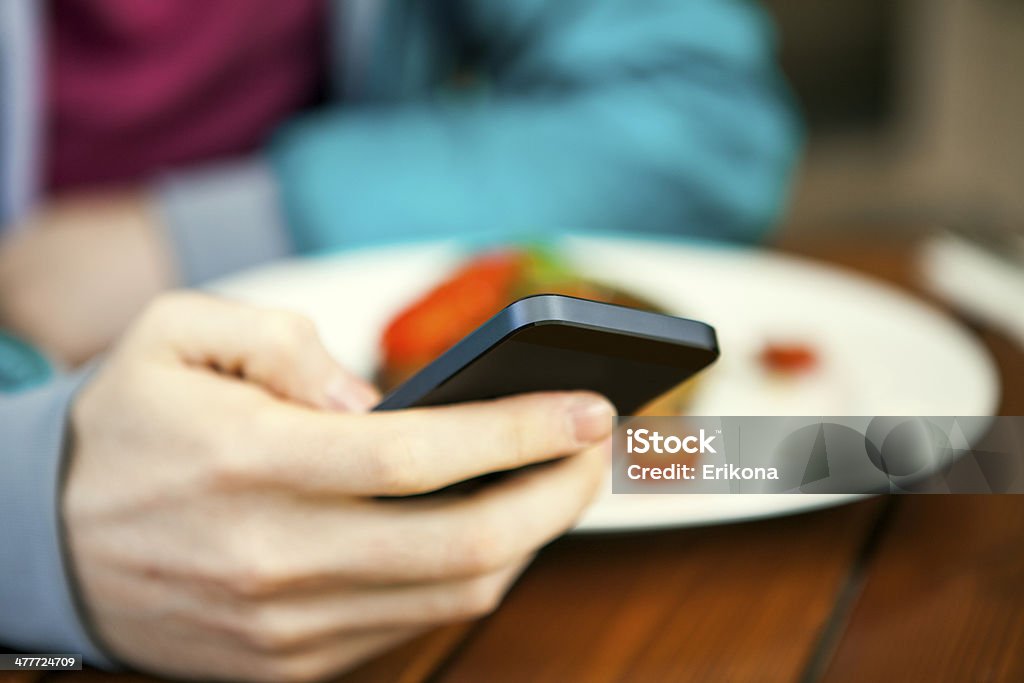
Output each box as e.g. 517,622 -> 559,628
65,292 -> 612,682
0,190 -> 175,366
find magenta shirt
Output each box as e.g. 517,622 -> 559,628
45,0 -> 328,191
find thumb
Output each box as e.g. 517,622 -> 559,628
134,292 -> 380,411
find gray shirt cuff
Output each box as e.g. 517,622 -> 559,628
0,367 -> 115,668
154,158 -> 294,286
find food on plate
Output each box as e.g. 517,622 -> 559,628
758,342 -> 819,375
377,246 -> 698,414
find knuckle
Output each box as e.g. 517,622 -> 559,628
205,434 -> 254,491
239,609 -> 306,653
453,521 -> 512,575
220,538 -> 291,600
266,311 -> 318,348
369,433 -> 428,494
204,406 -> 275,489
223,564 -> 287,600
207,458 -> 246,492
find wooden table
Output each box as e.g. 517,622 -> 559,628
15,238 -> 1024,683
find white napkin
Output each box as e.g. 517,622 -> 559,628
919,228 -> 1024,349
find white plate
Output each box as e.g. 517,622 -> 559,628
210,235 -> 1000,532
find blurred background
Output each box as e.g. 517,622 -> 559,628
766,0 -> 1024,237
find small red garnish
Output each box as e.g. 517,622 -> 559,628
759,343 -> 818,374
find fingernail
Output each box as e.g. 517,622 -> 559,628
326,377 -> 379,413
570,397 -> 615,444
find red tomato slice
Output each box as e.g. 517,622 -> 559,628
382,250 -> 527,369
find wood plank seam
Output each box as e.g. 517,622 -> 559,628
796,496 -> 899,683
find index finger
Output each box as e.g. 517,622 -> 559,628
244,391 -> 615,496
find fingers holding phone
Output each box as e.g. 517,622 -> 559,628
64,293 -> 611,681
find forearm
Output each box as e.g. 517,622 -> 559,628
0,159 -> 292,366
0,192 -> 174,366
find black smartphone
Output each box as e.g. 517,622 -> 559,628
374,294 -> 719,415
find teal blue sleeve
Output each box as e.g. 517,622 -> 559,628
271,0 -> 802,252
